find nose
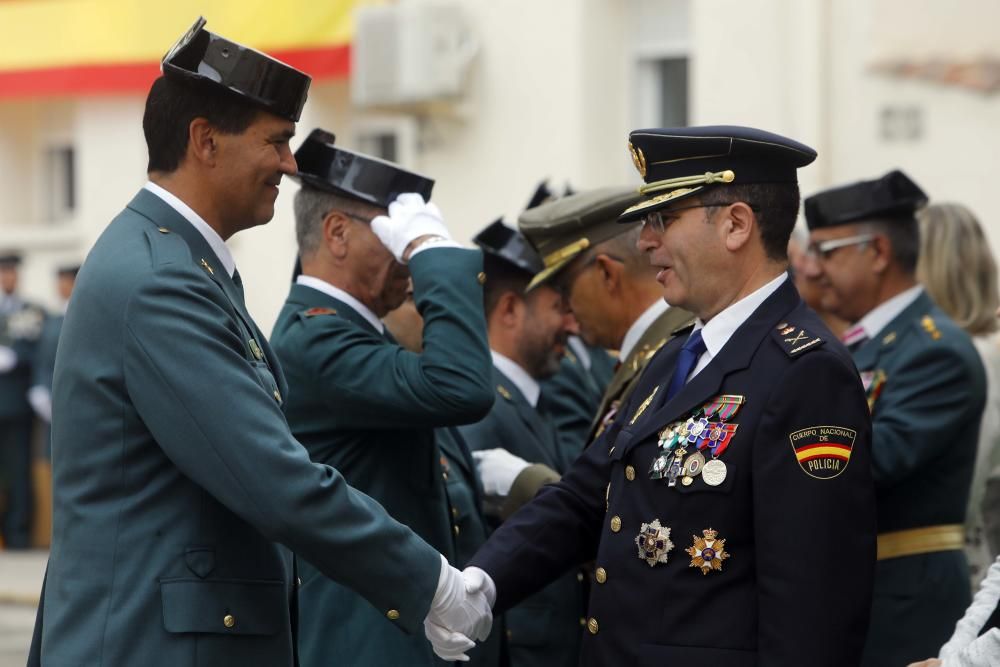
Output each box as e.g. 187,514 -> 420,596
278,142 -> 297,176
800,251 -> 824,279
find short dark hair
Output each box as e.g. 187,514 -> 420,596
142,76 -> 260,173
700,182 -> 801,261
482,254 -> 532,317
865,216 -> 920,274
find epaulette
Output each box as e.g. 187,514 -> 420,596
772,321 -> 825,357
919,315 -> 942,341
301,307 -> 338,318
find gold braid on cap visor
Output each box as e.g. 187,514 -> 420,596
638,169 -> 736,196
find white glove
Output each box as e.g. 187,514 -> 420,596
27,385 -> 52,422
463,566 -> 497,608
0,345 -> 16,373
371,193 -> 452,263
472,448 -> 532,496
424,555 -> 493,661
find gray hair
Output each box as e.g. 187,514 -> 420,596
596,225 -> 656,277
293,188 -> 381,257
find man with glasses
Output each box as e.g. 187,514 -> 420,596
518,188 -> 694,445
803,169 -> 986,667
271,129 -> 495,666
460,126 -> 877,666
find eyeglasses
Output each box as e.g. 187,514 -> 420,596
642,202 -> 758,234
344,212 -> 376,225
806,233 -> 875,260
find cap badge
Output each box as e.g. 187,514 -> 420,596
686,528 -> 729,574
628,141 -> 647,178
635,519 -> 674,567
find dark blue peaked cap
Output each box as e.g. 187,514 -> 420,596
620,125 -> 817,222
473,219 -> 544,276
292,129 -> 434,208
803,169 -> 928,230
161,17 -> 311,122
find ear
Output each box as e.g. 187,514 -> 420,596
870,234 -> 892,274
494,291 -> 525,329
722,202 -> 755,252
323,211 -> 352,260
594,254 -> 623,294
188,118 -> 217,167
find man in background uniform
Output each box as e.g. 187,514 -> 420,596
464,126 -> 877,666
271,129 -> 495,666
519,188 -> 693,445
459,220 -> 583,667
30,20 -> 490,666
0,252 -> 44,549
803,170 -> 986,667
29,264 -> 79,442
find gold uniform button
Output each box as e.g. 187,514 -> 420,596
296,577 -> 302,586
576,572 -> 584,582
610,515 -> 622,532
451,507 -> 459,518
587,617 -> 599,635
273,389 -> 282,402
386,609 -> 400,621
223,614 -> 235,628
157,227 -> 170,234
453,525 -> 461,536
477,272 -> 487,284
595,567 -> 607,584
625,465 -> 636,481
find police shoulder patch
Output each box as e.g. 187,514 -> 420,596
302,307 -> 338,317
771,322 -> 825,357
788,425 -> 856,479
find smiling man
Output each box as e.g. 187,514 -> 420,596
803,170 -> 986,667
271,129 -> 495,667
30,20 -> 491,667
463,126 -> 877,666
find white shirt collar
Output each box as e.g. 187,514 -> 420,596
491,350 -> 540,408
567,336 -> 592,371
144,182 -> 236,278
295,275 -> 384,334
854,285 -> 924,340
619,299 -> 671,362
689,272 -> 788,378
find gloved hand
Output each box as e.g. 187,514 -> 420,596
472,448 -> 532,496
463,566 -> 497,608
27,385 -> 52,422
0,345 -> 17,373
371,193 -> 452,263
424,555 -> 493,661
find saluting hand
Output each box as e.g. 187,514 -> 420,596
371,193 -> 453,264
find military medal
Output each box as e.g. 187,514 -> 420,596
635,519 -> 673,566
701,459 -> 727,486
683,450 -> 705,478
649,454 -> 670,480
686,528 -> 729,575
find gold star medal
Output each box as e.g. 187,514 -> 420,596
635,519 -> 674,567
686,528 -> 729,575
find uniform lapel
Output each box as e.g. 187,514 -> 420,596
628,280 -> 801,444
496,366 -> 561,470
851,291 -> 932,372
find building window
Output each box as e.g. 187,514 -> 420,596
43,145 -> 76,223
353,116 -> 418,168
879,106 -> 923,142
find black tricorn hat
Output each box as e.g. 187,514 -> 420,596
161,17 -> 311,122
804,169 -> 928,230
0,252 -> 22,267
620,125 -> 817,222
473,219 -> 544,276
292,129 -> 434,208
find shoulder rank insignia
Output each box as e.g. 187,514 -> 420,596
199,258 -> 214,276
686,528 -> 729,574
789,425 -> 856,479
921,315 -> 942,341
497,385 -> 513,401
302,307 -> 338,317
635,519 -> 674,567
772,322 -> 824,357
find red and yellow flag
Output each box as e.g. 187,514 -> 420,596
0,1 -> 377,98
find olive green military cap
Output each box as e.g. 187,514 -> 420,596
518,187 -> 643,289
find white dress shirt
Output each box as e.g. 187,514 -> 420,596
491,350 -> 540,408
851,285 -> 924,340
144,181 -> 236,278
295,275 -> 385,334
619,299 -> 671,362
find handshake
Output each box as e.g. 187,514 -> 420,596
423,557 -> 497,662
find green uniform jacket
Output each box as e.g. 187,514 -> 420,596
857,292 -> 986,667
32,313 -> 61,396
588,306 -> 694,443
29,189 -> 442,667
271,248 -> 494,667
542,340 -> 611,466
459,366 -> 585,667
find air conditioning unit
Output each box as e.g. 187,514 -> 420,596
352,3 -> 478,108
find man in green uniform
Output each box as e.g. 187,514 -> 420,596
271,129 -> 495,666
29,19 -> 490,666
0,252 -> 44,549
457,220 -> 584,667
803,169 -> 987,667
519,188 -> 694,444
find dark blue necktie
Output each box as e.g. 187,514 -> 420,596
665,329 -> 707,401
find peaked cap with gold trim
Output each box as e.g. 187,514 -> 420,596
518,187 -> 643,289
619,125 -> 817,222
